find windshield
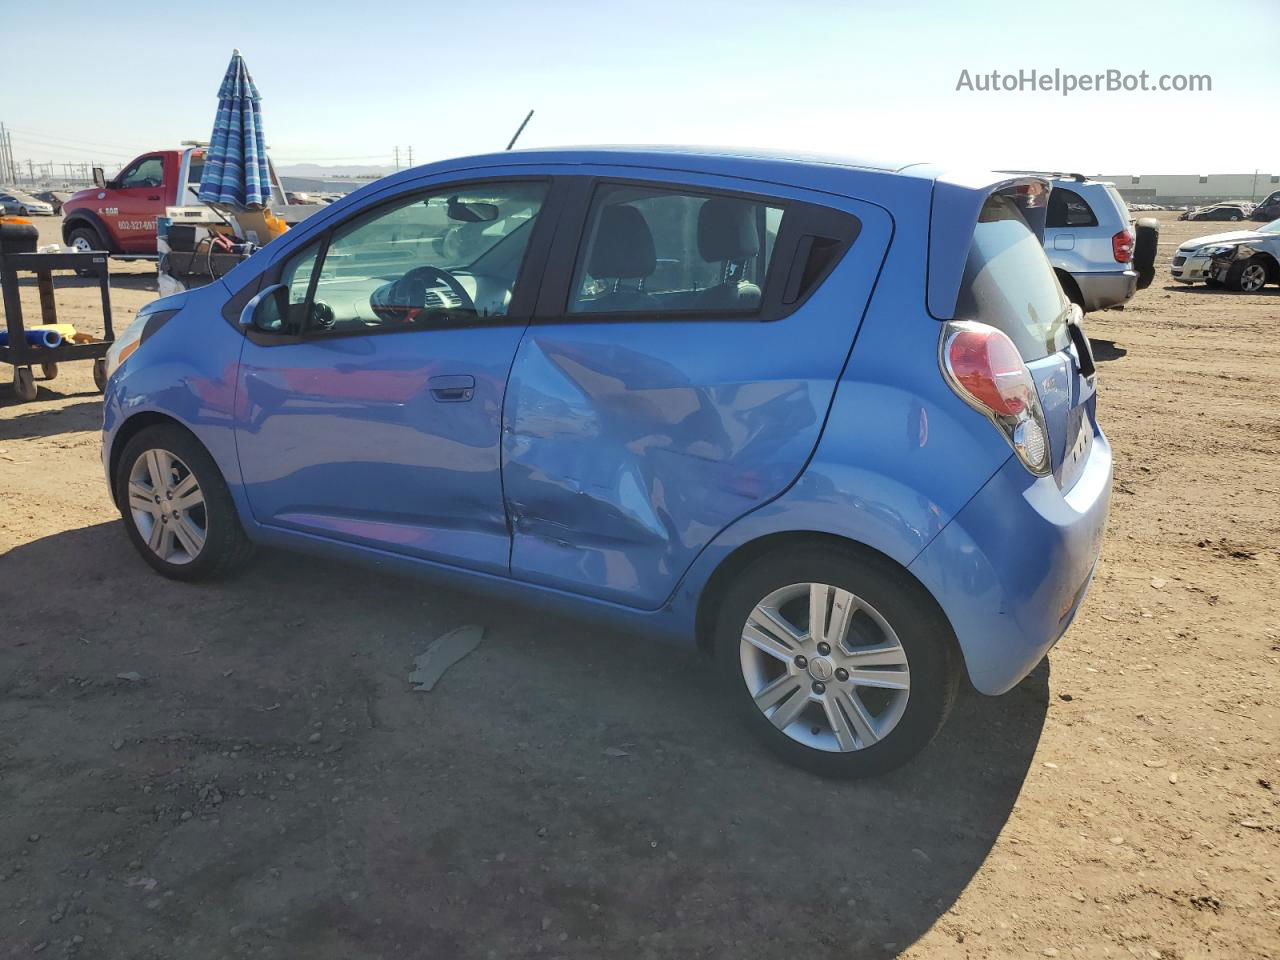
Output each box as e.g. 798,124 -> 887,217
1258,219 -> 1280,235
955,194 -> 1070,360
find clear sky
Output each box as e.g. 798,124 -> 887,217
2,0 -> 1276,176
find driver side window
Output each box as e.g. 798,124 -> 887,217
119,157 -> 165,189
296,180 -> 548,335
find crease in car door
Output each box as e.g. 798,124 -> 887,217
501,177 -> 888,609
233,178 -> 557,574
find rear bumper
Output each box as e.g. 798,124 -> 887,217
1074,269 -> 1137,311
908,429 -> 1112,695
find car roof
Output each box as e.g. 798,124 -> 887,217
368,144 -> 965,194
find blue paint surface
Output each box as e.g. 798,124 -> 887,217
103,147 -> 1112,696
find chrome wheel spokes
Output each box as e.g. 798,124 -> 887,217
739,582 -> 911,753
127,448 -> 207,565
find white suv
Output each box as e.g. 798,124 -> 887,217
1035,175 -> 1157,313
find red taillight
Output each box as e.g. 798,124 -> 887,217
945,325 -> 1034,417
1112,229 -> 1134,263
942,321 -> 1052,476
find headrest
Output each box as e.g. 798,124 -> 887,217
588,205 -> 656,279
698,197 -> 760,262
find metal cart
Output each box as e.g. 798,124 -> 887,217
0,251 -> 115,403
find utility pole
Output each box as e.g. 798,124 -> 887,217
407,145 -> 413,167
1252,169 -> 1259,202
0,123 -> 12,183
393,146 -> 400,170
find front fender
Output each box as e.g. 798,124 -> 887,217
102,284 -> 248,516
61,209 -> 116,251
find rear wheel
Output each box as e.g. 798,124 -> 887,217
115,424 -> 254,581
714,545 -> 959,778
1225,256 -> 1269,293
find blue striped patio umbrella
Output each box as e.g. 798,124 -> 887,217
198,50 -> 272,209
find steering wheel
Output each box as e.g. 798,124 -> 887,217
383,265 -> 477,322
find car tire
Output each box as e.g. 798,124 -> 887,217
68,226 -> 106,277
115,424 -> 254,581
1055,271 -> 1086,313
1225,255 -> 1270,293
713,544 -> 960,778
1134,219 -> 1159,290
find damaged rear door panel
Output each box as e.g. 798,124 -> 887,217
501,171 -> 893,609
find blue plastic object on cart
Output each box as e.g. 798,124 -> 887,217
0,328 -> 62,348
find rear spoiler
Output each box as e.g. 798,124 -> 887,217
926,172 -> 1052,320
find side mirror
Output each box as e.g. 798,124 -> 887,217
92,167 -> 106,189
239,283 -> 289,333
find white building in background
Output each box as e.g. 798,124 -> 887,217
1096,172 -> 1279,205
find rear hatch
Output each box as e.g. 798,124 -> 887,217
955,192 -> 1097,492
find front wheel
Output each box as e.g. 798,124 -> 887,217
68,226 -> 106,277
1225,256 -> 1270,293
115,424 -> 254,581
713,546 -> 959,778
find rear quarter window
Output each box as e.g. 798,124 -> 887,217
955,195 -> 1070,360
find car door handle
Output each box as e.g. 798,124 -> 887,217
429,374 -> 475,402
147,195 -> 161,201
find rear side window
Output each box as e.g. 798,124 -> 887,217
1046,187 -> 1097,228
569,184 -> 782,315
956,195 -> 1070,360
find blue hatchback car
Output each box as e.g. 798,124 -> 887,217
102,147 -> 1111,777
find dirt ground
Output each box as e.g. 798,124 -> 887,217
1,213 -> 1276,960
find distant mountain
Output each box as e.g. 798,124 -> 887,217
274,163 -> 395,179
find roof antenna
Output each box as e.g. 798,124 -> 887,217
506,110 -> 534,151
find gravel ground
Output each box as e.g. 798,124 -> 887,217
1,213 -> 1276,959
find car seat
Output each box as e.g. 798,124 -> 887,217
695,197 -> 762,310
583,205 -> 659,312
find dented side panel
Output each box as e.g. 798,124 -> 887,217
502,195 -> 893,609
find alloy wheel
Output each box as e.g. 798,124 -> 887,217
127,448 -> 207,564
739,582 -> 910,753
1240,263 -> 1267,292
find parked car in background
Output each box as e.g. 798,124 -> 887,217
1171,219 -> 1280,292
100,147 -> 1112,778
33,190 -> 71,214
1035,174 -> 1157,312
1252,190 -> 1280,222
0,191 -> 55,216
1179,203 -> 1253,222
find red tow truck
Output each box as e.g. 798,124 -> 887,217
60,143 -> 288,258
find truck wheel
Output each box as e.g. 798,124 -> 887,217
1134,219 -> 1159,290
1225,256 -> 1270,293
68,227 -> 105,277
